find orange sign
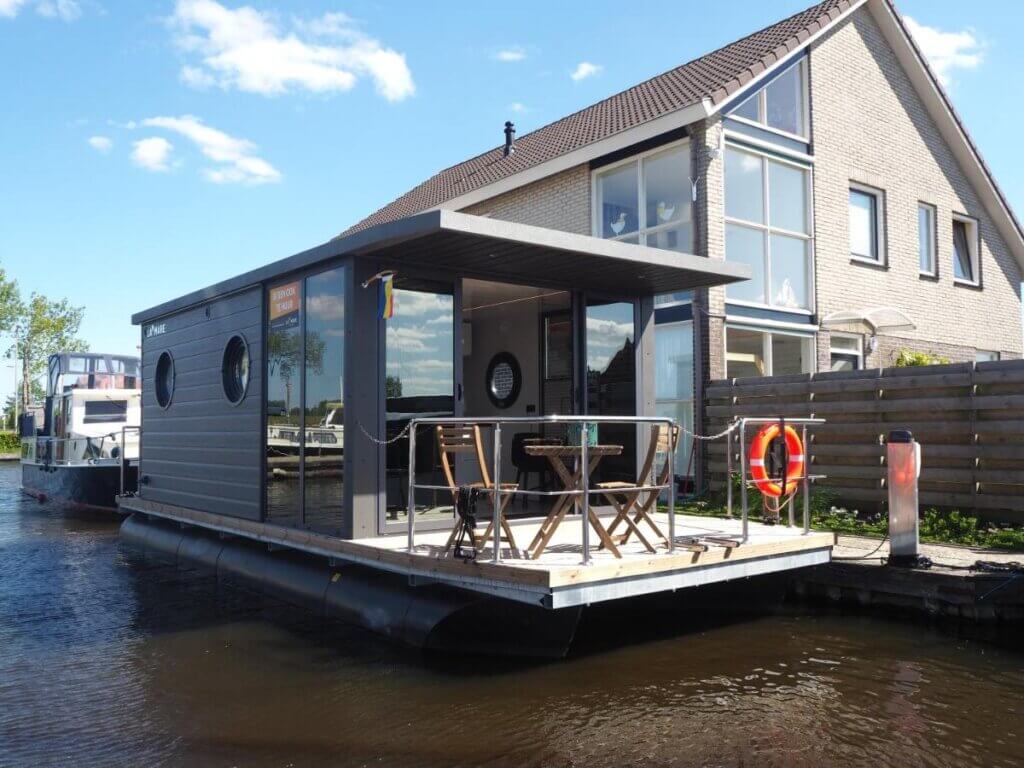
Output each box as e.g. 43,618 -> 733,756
269,281 -> 301,330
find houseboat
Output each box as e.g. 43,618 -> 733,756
119,210 -> 833,655
22,352 -> 140,512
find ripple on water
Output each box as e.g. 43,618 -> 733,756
0,464 -> 1022,767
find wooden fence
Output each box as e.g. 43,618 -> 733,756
704,360 -> 1024,523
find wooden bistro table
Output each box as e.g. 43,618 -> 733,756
523,443 -> 624,560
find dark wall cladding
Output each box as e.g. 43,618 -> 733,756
139,288 -> 263,520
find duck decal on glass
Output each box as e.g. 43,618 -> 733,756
610,211 -> 628,235
656,201 -> 676,222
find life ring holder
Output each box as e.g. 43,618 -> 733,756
748,422 -> 804,499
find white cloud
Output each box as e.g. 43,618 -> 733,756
904,16 -> 983,87
131,137 -> 174,172
141,115 -> 281,185
570,61 -> 601,82
0,0 -> 28,18
170,0 -> 414,101
494,47 -> 526,62
1,0 -> 81,19
508,102 -> 527,114
36,0 -> 79,20
87,135 -> 112,153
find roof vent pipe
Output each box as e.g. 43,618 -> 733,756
503,121 -> 515,157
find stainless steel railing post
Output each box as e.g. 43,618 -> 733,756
726,424 -> 733,518
740,419 -> 749,543
667,419 -> 675,553
406,420 -> 417,553
492,422 -> 502,564
580,420 -> 590,565
802,423 -> 810,534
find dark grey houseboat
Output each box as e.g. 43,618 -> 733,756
120,211 -> 832,655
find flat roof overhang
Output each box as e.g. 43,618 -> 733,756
133,209 -> 750,324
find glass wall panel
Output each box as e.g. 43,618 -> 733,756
725,225 -> 766,304
770,235 -> 808,309
765,63 -> 805,136
768,161 -> 808,234
597,164 -> 639,239
586,300 -> 635,483
385,280 -> 455,526
725,147 -> 764,223
266,279 -> 303,524
302,266 -> 345,533
654,322 -> 694,477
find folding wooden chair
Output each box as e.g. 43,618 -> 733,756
597,423 -> 680,552
436,424 -> 520,557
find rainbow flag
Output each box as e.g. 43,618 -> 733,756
378,273 -> 394,319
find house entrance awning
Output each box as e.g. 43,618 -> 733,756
820,307 -> 916,334
133,210 -> 750,323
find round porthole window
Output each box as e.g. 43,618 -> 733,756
155,351 -> 175,409
486,351 -> 521,409
222,335 -> 250,405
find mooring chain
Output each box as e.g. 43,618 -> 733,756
356,417 -> 419,446
679,418 -> 740,442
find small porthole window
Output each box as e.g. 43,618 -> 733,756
155,351 -> 175,409
222,335 -> 250,405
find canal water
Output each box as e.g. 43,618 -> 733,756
1,464 -> 1022,768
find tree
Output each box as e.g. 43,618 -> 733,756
11,294 -> 87,410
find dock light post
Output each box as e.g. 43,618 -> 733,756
886,429 -> 922,566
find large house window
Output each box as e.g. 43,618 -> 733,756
849,184 -> 885,265
730,59 -> 808,139
918,202 -> 937,276
654,321 -> 694,476
724,146 -> 811,310
953,214 -> 980,285
594,142 -> 692,252
726,326 -> 814,378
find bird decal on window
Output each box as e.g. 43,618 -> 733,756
610,211 -> 628,235
657,201 -> 675,222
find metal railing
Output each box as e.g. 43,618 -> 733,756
405,415 -> 678,565
725,417 -> 826,539
22,429 -> 137,469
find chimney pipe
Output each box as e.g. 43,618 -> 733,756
503,121 -> 515,157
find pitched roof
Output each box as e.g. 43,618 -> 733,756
341,0 -> 856,236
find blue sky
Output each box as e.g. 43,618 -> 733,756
0,0 -> 1018,398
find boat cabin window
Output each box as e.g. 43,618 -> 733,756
83,400 -> 128,424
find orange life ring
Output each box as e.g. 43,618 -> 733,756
749,424 -> 804,498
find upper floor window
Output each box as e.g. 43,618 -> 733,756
849,184 -> 885,265
953,214 -> 980,285
594,142 -> 692,253
724,145 -> 812,310
918,202 -> 937,276
730,59 -> 808,139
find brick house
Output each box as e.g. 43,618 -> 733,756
343,0 -> 1024,483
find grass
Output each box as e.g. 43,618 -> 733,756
669,474 -> 1024,552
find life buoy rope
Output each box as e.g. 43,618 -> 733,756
748,423 -> 804,498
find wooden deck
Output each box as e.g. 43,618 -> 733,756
119,497 -> 833,608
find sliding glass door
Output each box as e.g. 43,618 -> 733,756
585,299 -> 636,483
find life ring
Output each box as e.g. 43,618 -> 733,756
749,424 -> 804,498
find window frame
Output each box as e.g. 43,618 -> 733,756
918,201 -> 938,278
728,58 -> 811,142
723,323 -> 816,378
848,182 -> 886,267
952,212 -> 981,287
591,138 -> 693,251
724,142 -> 815,315
975,349 -> 1000,362
828,332 -> 863,371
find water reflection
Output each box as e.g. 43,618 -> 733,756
0,464 -> 1022,767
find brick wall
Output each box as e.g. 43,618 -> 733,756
809,9 -> 1023,359
461,164 -> 591,235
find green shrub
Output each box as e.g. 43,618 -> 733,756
0,431 -> 19,453
894,349 -> 950,367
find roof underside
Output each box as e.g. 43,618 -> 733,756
341,0 -> 854,236
133,211 -> 749,324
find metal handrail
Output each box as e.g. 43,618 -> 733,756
23,429 -> 137,468
406,415 -> 677,565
